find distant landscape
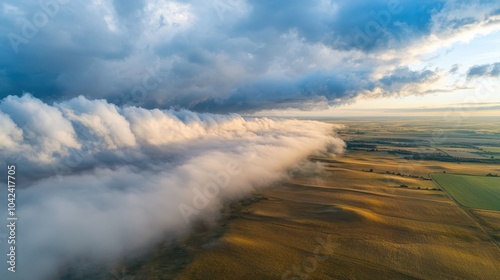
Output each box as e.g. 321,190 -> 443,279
67,117 -> 500,280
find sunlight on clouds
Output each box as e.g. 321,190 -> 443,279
0,111 -> 23,150
0,95 -> 81,163
91,0 -> 119,32
141,0 -> 195,45
0,94 -> 344,280
58,96 -> 137,149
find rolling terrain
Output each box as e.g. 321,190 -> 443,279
79,118 -> 500,280
174,118 -> 500,279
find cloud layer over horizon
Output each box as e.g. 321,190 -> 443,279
0,94 -> 344,280
1,0 -> 499,112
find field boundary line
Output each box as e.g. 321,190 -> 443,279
429,173 -> 500,251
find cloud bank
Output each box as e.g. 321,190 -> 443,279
0,94 -> 344,280
1,0 -> 499,112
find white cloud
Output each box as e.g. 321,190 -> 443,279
58,96 -> 137,149
0,94 -> 344,280
0,110 -> 23,149
0,95 -> 80,162
140,0 -> 195,47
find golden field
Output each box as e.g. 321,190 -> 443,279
173,119 -> 500,280
175,151 -> 500,279
97,118 -> 500,280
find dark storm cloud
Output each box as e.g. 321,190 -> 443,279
0,0 -> 498,112
231,0 -> 444,51
188,71 -> 374,113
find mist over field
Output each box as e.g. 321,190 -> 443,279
0,94 -> 344,280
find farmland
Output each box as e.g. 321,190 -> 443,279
62,117 -> 500,280
172,118 -> 500,280
431,173 -> 500,211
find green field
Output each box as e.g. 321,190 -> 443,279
431,173 -> 500,211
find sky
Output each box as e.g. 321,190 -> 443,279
1,0 -> 499,116
1,1 -> 500,279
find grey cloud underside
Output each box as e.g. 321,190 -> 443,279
467,62 -> 500,79
0,0 -> 498,112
